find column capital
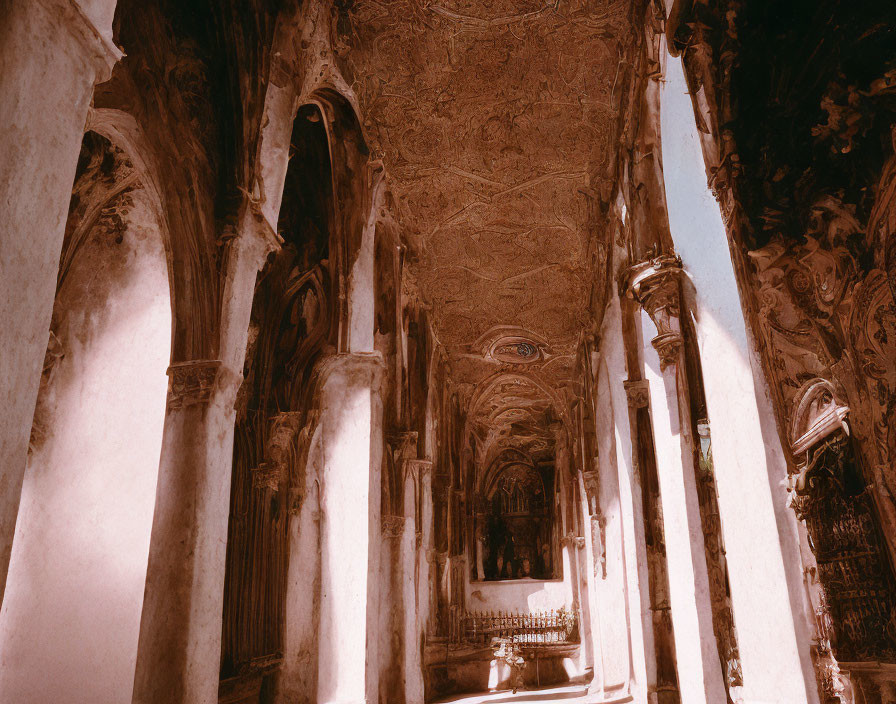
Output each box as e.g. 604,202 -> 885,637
382,515 -> 409,539
623,379 -> 650,409
221,195 -> 283,267
242,196 -> 283,261
387,431 -> 419,461
314,352 -> 387,397
406,459 -> 433,480
561,532 -> 586,550
166,360 -> 221,410
624,254 -> 684,370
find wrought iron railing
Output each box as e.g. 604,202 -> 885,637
448,607 -> 579,646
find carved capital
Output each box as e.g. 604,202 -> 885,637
406,459 -> 433,483
625,255 -> 684,370
382,515 -> 408,539
166,360 -> 221,410
314,352 -> 387,397
623,379 -> 650,408
652,331 -> 683,370
388,431 -> 419,461
233,196 -> 283,266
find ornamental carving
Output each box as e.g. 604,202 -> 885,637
787,382 -> 896,663
250,412 -> 303,492
382,515 -> 408,539
624,255 -> 683,370
748,210 -> 896,558
623,379 -> 650,409
789,435 -> 896,662
166,360 -> 221,410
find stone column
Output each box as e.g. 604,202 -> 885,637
315,353 -> 385,704
416,459 -> 433,641
626,255 -> 727,704
132,205 -> 279,704
401,459 -> 430,704
0,0 -> 121,606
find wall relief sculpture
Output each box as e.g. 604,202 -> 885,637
788,380 -> 896,665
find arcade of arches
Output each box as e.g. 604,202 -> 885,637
2,1 -> 896,703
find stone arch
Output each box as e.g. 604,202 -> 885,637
0,128 -> 173,704
218,91 -> 369,700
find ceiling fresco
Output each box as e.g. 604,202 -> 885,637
335,0 -> 637,456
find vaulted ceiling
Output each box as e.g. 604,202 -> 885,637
336,0 -> 639,456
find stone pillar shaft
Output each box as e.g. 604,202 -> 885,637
0,0 -> 120,607
132,208 -> 278,704
315,353 -> 385,704
402,459 -> 429,704
628,257 -> 727,704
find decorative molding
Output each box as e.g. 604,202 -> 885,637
166,360 -> 221,410
623,379 -> 650,409
473,326 -> 554,366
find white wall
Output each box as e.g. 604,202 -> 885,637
0,185 -> 171,704
465,579 -> 570,613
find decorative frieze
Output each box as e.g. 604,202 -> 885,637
166,360 -> 221,410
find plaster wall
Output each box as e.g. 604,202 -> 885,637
465,579 -> 570,613
660,54 -> 818,704
0,187 -> 170,703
